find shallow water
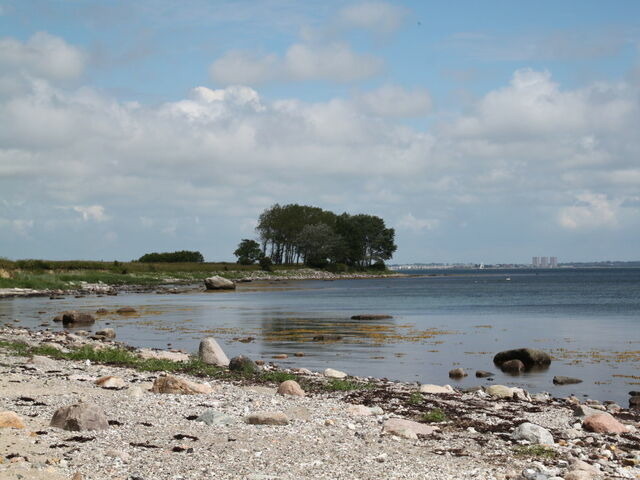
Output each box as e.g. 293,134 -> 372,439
2,268 -> 639,405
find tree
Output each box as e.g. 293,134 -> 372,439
138,250 -> 204,263
234,239 -> 262,265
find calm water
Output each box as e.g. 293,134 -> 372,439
2,268 -> 639,405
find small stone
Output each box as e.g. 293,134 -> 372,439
0,411 -> 25,429
324,368 -> 347,379
71,473 -> 84,480
293,352 -> 305,357
60,311 -> 96,326
553,376 -> 583,385
246,412 -> 289,425
582,413 -> 628,434
511,422 -> 554,445
105,449 -> 130,461
419,384 -> 454,394
151,375 -> 213,395
383,418 -> 438,438
116,307 -> 136,314
448,368 -> 467,378
272,354 -> 288,359
198,337 -> 230,366
95,328 -> 116,339
50,402 -> 109,431
196,410 -> 236,426
277,380 -> 305,397
347,405 -> 376,416
572,404 -> 602,418
629,395 -> 640,409
350,314 -> 393,320
500,359 -> 525,373
485,385 -> 515,399
475,370 -> 494,378
95,308 -> 109,314
95,376 -> 126,390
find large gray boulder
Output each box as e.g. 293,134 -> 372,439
511,422 -> 554,445
204,276 -> 236,290
198,337 -> 229,366
50,402 -> 109,431
229,355 -> 258,374
493,348 -> 551,369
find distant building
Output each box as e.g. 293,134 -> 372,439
532,256 -> 539,267
540,256 -> 549,267
550,256 -> 558,268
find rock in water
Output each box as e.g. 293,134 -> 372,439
553,376 -> 583,385
350,314 -> 393,320
50,402 -> 109,431
204,276 -> 236,290
500,359 -> 525,373
116,307 -> 136,314
151,375 -> 213,394
229,355 -> 258,373
245,412 -> 289,425
582,413 -> 628,434
630,395 -> 640,409
475,370 -> 494,378
277,380 -> 305,397
0,411 -> 25,429
511,422 -> 554,444
493,348 -> 551,368
448,368 -> 467,379
324,368 -> 347,379
60,311 -> 96,327
198,337 -> 229,366
95,328 -> 116,339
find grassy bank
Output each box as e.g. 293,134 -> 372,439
0,258 -> 394,291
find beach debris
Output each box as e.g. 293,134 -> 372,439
204,275 -> 236,290
50,402 -> 109,431
198,337 -> 230,366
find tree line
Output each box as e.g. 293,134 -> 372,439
235,204 -> 396,268
138,250 -> 204,263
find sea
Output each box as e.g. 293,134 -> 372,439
2,268 -> 639,405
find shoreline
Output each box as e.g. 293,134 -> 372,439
1,326 -> 639,480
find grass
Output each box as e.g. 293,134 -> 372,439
513,445 -> 556,458
421,408 -> 448,423
408,391 -> 423,405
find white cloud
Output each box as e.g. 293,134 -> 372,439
209,43 -> 383,85
73,205 -> 108,222
557,193 -> 619,230
336,1 -> 407,34
397,213 -> 439,232
0,32 -> 85,82
356,84 -> 432,117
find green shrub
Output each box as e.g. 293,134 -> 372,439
422,408 -> 448,423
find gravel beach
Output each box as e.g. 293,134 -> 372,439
1,327 -> 639,480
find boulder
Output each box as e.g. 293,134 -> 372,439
95,328 -> 116,339
138,348 -> 190,363
204,276 -> 236,290
553,376 -> 582,385
60,311 -> 96,327
277,380 -> 305,397
95,376 -> 126,390
350,314 -> 393,320
27,355 -> 57,369
383,418 -> 438,439
629,395 -> 640,409
511,422 -> 554,444
448,368 -> 467,379
500,359 -> 525,373
493,348 -> 551,368
324,368 -> 347,379
50,402 -> 109,431
419,384 -> 454,394
198,337 -> 229,366
196,410 -> 236,426
572,404 -> 602,418
245,412 -> 289,425
582,413 -> 628,434
348,405 -> 383,416
116,307 -> 136,314
0,411 -> 25,429
229,355 -> 258,374
475,370 -> 494,378
485,385 -> 515,399
151,375 -> 213,395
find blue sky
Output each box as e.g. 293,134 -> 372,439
1,0 -> 639,263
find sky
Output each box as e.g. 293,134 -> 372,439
1,0 -> 640,264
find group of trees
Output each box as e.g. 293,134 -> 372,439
235,204 -> 396,268
138,250 -> 204,263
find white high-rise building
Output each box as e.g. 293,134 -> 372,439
550,256 -> 558,268
540,256 -> 549,267
532,256 -> 540,267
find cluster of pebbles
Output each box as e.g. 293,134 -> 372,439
1,327 -> 639,480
